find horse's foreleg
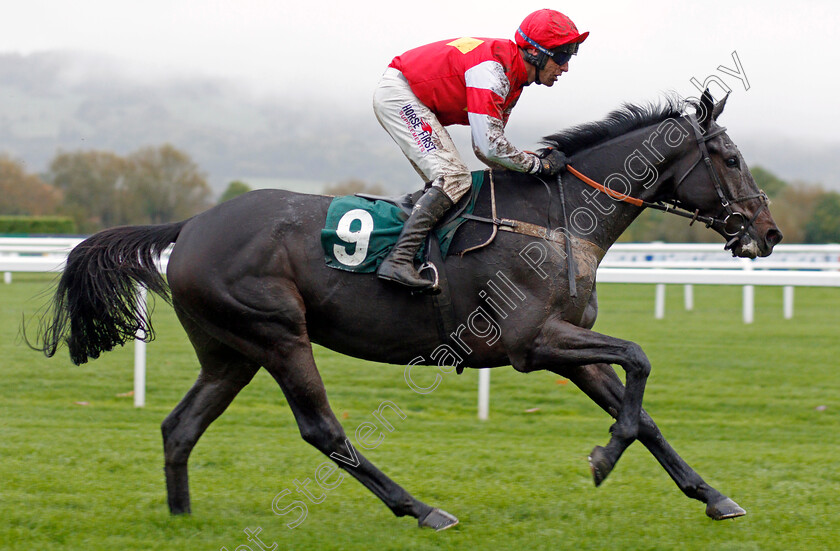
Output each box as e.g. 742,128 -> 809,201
266,342 -> 458,530
528,319 -> 651,485
561,363 -> 745,520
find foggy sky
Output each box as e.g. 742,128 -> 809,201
3,0 -> 838,146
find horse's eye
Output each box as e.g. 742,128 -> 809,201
726,157 -> 739,168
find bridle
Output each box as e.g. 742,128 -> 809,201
674,114 -> 769,250
565,113 -> 769,251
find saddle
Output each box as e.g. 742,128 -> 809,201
355,172 -> 496,259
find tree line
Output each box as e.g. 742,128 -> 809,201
1,146 -> 838,243
1,145 -> 213,233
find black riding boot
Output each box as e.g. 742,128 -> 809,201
377,186 -> 454,290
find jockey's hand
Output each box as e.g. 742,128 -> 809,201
533,147 -> 567,177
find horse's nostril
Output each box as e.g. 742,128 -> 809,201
765,228 -> 783,247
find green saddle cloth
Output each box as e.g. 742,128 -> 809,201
321,171 -> 485,273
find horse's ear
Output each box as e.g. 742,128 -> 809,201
711,92 -> 729,121
698,88 -> 715,127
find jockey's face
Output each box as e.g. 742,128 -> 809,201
538,57 -> 569,87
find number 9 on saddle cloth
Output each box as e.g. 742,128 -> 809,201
321,171 -> 487,273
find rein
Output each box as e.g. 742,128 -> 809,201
566,164 -> 717,226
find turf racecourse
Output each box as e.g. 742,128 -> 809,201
2,273 -> 838,551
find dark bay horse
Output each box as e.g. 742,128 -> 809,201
32,91 -> 781,530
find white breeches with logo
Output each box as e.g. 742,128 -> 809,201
372,67 -> 472,203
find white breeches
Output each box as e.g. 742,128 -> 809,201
372,67 -> 472,202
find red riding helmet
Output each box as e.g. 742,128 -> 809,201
515,9 -> 588,69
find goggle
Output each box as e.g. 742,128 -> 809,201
550,49 -> 573,67
551,42 -> 580,66
552,42 -> 580,56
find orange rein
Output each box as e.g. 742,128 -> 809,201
565,165 -> 645,208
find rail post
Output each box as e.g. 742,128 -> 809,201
134,286 -> 148,408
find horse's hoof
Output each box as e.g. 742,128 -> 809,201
588,445 -> 611,487
418,508 -> 459,531
706,497 -> 746,520
168,503 -> 191,515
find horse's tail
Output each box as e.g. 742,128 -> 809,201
29,220 -> 188,365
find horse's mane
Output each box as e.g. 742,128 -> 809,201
542,95 -> 686,156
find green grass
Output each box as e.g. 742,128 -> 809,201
2,274 -> 839,550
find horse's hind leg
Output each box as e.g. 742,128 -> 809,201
263,340 -> 457,530
562,363 -> 746,520
162,319 -> 260,514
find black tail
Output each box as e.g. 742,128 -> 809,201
29,221 -> 187,365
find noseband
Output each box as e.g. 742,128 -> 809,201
565,114 -> 768,251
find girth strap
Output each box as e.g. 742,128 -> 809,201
424,232 -> 458,351
556,171 -> 577,297
460,213 -> 568,244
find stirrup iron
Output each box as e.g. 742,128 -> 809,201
412,262 -> 440,295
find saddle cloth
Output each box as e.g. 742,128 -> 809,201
321,171 -> 487,273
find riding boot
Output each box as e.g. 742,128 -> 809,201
377,186 -> 454,290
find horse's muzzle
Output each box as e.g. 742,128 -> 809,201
727,226 -> 783,258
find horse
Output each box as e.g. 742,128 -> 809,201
31,90 -> 782,530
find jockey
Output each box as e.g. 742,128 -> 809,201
373,8 -> 588,291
